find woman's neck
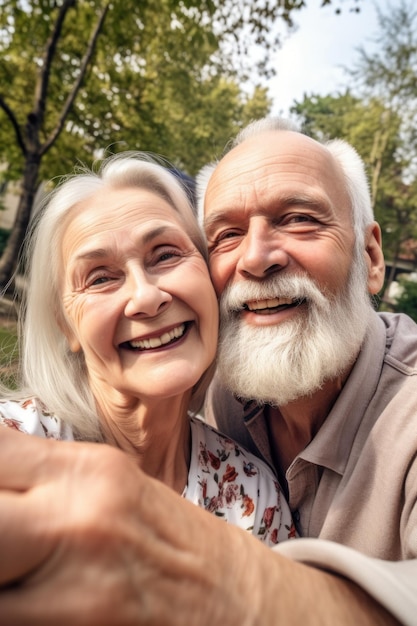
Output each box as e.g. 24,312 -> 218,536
97,393 -> 192,495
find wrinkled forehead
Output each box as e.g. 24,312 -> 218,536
204,131 -> 349,219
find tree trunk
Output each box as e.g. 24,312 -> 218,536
0,153 -> 41,290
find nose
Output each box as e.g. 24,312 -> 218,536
124,268 -> 172,318
236,218 -> 289,279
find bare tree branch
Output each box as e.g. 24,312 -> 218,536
41,2 -> 110,156
33,0 -> 76,129
0,95 -> 27,156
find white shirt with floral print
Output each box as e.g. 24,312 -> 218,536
0,398 -> 296,546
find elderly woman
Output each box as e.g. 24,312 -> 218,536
0,153 -> 295,544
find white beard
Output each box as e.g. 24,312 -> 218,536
217,260 -> 373,406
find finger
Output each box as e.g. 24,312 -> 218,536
0,491 -> 55,585
0,427 -> 100,491
0,427 -> 59,489
0,588 -> 88,626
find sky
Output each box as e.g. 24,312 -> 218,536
266,0 -> 383,115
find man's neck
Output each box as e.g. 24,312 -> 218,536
265,376 -> 345,477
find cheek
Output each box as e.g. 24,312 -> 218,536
61,294 -> 83,352
62,295 -> 107,354
62,293 -> 84,330
292,239 -> 353,292
186,267 -> 219,345
205,290 -> 219,345
199,282 -> 219,358
208,254 -> 234,296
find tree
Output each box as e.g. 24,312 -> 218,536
0,0 -> 110,288
292,90 -> 417,299
291,0 -> 417,300
348,0 -> 417,200
0,0 -> 365,290
348,0 -> 417,298
395,278 -> 417,322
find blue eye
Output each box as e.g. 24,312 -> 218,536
153,245 -> 184,264
158,251 -> 177,261
220,231 -> 240,240
91,275 -> 110,285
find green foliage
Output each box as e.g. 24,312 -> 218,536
291,0 -> 417,291
395,279 -> 417,322
0,322 -> 18,389
0,0 -> 304,184
0,0 -> 279,286
0,0 -> 366,182
0,324 -> 18,360
0,0 -> 372,288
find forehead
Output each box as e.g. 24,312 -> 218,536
60,186 -> 187,258
204,131 -> 349,220
65,186 -> 183,235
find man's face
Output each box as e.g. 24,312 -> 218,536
204,130 -> 355,306
202,131 -> 373,405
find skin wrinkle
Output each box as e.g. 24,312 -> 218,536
59,185 -> 218,492
0,139 -> 397,626
204,128 -> 385,469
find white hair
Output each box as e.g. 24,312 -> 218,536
217,251 -> 373,406
324,138 -> 374,252
196,116 -> 375,242
196,163 -> 217,226
6,152 -> 214,440
196,117 -> 378,403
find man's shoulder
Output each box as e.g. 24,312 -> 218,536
205,374 -> 244,424
378,311 -> 417,371
204,375 -> 259,452
378,310 -> 417,335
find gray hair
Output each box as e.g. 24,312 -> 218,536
10,152 -> 214,440
196,117 -> 375,248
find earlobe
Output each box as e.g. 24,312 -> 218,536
67,336 -> 82,353
365,222 -> 385,295
55,310 -> 82,353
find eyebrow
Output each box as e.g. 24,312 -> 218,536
142,225 -> 175,245
203,210 -> 234,235
203,195 -> 325,233
73,225 -> 180,262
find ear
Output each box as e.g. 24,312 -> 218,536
55,309 -> 82,353
365,222 -> 385,295
67,334 -> 82,353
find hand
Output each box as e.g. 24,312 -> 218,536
0,427 -> 261,625
0,427 -> 399,625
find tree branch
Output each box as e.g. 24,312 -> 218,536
0,95 -> 27,156
41,2 -> 110,156
34,0 -> 76,130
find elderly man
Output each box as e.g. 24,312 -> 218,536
200,117 -> 417,622
0,118 -> 415,625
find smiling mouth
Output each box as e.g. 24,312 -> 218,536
121,323 -> 189,351
244,297 -> 306,314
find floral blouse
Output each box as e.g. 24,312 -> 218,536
0,398 -> 296,546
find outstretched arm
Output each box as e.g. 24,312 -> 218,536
0,428 -> 399,626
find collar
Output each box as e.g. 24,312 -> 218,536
292,313 -> 387,475
239,312 -> 388,476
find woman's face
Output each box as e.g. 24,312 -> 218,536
60,186 -> 218,404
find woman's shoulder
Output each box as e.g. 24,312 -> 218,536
0,397 -> 75,440
189,414 -> 277,483
188,415 -> 297,544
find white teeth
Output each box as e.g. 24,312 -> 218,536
247,297 -> 294,311
129,324 -> 186,350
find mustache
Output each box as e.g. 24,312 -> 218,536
219,274 -> 330,316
